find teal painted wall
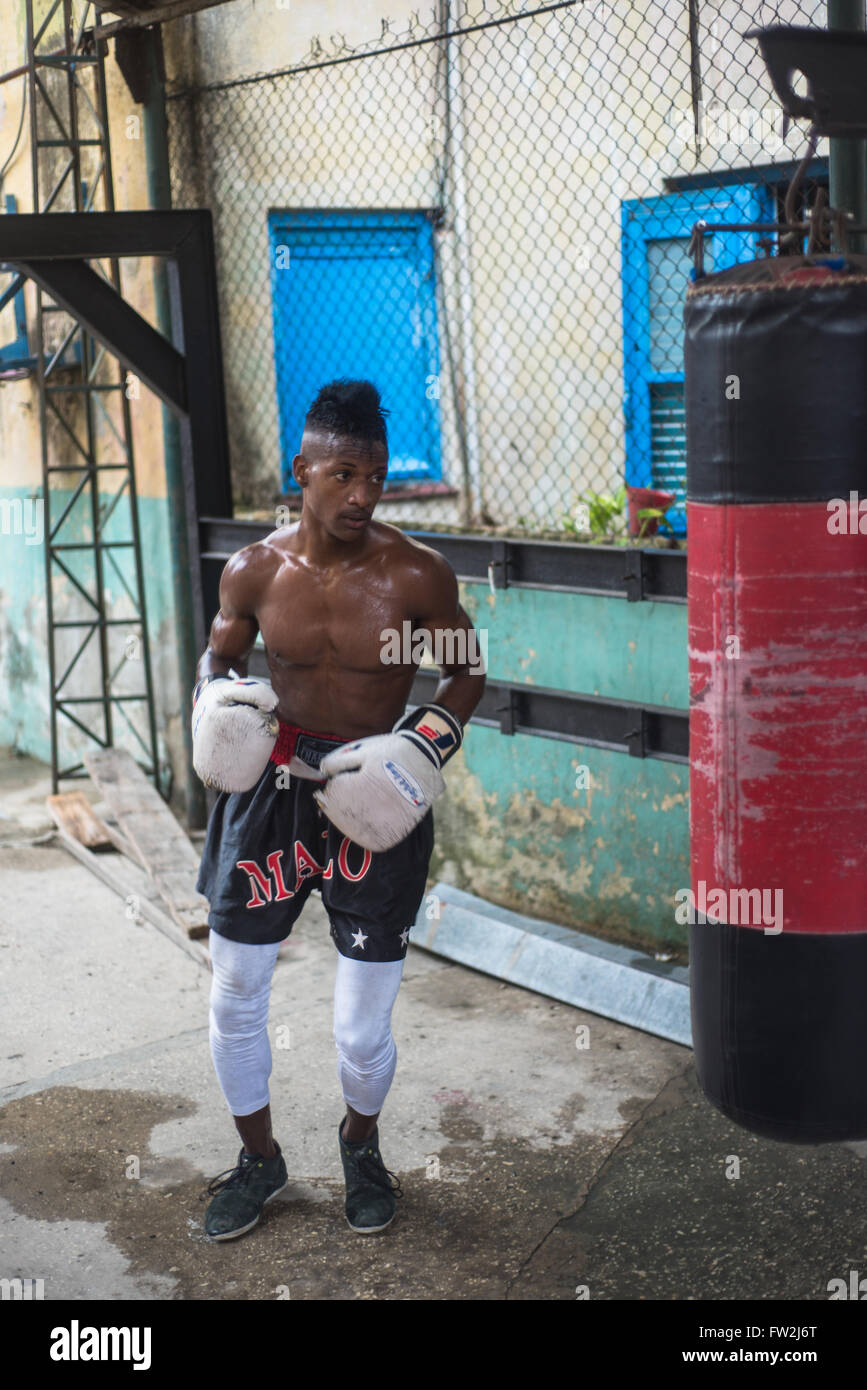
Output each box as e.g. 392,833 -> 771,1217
430,581 -> 690,956
460,584 -> 688,706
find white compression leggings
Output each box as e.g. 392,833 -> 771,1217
208,930 -> 406,1118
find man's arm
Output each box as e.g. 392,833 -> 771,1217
312,550 -> 485,852
195,546 -> 268,689
411,549 -> 486,727
190,545 -> 281,793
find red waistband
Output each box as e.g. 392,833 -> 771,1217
269,720 -> 352,767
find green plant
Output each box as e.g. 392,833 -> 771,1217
560,485 -> 627,539
634,506 -> 674,543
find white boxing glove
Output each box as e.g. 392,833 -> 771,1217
191,675 -> 280,793
313,704 -> 463,852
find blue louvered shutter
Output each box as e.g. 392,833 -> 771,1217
621,184 -> 774,534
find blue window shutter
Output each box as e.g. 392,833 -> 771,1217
621,184 -> 774,535
268,210 -> 443,491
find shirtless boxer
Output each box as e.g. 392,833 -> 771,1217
192,379 -> 485,1239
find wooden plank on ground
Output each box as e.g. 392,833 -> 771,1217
54,828 -> 210,970
91,800 -> 150,870
83,748 -> 211,940
46,792 -> 113,850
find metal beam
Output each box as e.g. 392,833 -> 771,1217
17,258 -> 187,411
92,0 -> 239,40
200,518 -> 687,623
242,648 -> 689,764
417,670 -> 689,762
0,209 -> 208,260
0,210 -> 234,540
134,23 -> 204,827
172,223 -> 233,522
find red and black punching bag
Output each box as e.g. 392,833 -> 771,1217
685,254 -> 867,1142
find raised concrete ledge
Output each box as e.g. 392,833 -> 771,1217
411,882 -> 692,1047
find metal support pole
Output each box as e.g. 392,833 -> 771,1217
443,1 -> 483,525
140,27 -> 206,829
828,0 -> 867,252
26,0 -> 59,790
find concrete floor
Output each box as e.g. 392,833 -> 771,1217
1,749 -> 866,1302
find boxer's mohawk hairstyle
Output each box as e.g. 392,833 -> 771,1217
305,379 -> 389,449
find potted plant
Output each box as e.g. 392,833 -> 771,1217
625,485 -> 676,538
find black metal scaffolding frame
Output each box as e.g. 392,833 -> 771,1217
8,0 -> 165,788
0,207 -> 233,783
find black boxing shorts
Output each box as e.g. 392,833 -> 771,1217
195,720 -> 435,963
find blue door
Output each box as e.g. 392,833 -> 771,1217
621,183 -> 774,534
268,209 -> 443,491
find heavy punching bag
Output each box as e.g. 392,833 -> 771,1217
685,253 -> 867,1142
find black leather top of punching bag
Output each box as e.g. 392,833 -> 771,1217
684,255 -> 867,504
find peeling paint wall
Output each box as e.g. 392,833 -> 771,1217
428,582 -> 690,953
0,486 -> 181,790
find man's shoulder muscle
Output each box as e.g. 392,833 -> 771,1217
220,536 -> 284,615
373,523 -> 455,588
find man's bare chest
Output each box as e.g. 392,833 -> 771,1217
256,565 -> 414,672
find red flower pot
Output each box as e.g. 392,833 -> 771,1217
626,486 -> 676,538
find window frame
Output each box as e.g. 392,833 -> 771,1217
267,207 -> 444,493
620,182 -> 775,534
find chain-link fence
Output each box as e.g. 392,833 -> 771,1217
166,0 -> 828,539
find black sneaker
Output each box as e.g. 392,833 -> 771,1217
202,1141 -> 288,1241
338,1120 -> 403,1234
